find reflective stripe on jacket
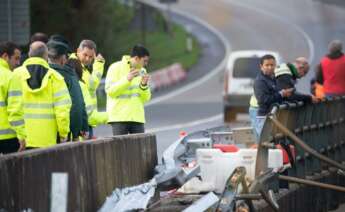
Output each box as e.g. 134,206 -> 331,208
79,81 -> 107,127
0,58 -> 25,140
105,56 -> 151,123
14,57 -> 71,147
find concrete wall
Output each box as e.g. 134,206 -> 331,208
0,133 -> 157,212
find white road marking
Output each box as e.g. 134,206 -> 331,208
147,113 -> 223,133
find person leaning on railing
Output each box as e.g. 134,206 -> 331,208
274,57 -> 319,103
250,56 -> 319,140
253,54 -> 293,137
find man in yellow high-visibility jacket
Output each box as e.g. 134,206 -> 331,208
0,41 -> 25,154
105,45 -> 151,135
69,40 -> 104,138
65,58 -> 107,139
14,41 -> 71,148
69,40 -> 105,108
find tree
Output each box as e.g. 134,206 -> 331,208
30,0 -> 133,63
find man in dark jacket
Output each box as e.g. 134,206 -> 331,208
47,40 -> 88,141
275,57 -> 318,103
254,54 -> 293,136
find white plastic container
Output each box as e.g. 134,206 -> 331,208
197,149 -> 225,192
268,149 -> 284,169
196,148 -> 283,193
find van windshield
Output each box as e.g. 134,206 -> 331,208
233,57 -> 261,78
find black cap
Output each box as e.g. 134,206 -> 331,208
47,40 -> 69,56
49,34 -> 72,53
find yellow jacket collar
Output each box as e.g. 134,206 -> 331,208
122,55 -> 131,66
21,57 -> 56,92
70,53 -> 88,69
0,58 -> 10,71
69,53 -> 78,60
23,57 -> 50,69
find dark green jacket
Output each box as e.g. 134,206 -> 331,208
50,63 -> 88,138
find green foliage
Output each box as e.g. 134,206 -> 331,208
112,24 -> 200,72
30,0 -> 133,63
30,0 -> 200,72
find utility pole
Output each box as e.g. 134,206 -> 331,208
159,0 -> 178,37
7,0 -> 12,41
140,2 -> 147,46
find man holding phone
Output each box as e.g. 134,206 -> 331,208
105,45 -> 151,135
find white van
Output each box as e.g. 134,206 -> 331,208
223,50 -> 282,122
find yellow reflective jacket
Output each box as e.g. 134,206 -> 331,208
0,58 -> 25,141
79,81 -> 107,127
14,57 -> 71,148
105,56 -> 151,123
249,95 -> 258,108
69,53 -> 104,109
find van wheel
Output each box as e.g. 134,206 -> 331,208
224,107 -> 237,122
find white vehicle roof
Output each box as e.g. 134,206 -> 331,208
225,50 -> 282,95
227,50 -> 282,71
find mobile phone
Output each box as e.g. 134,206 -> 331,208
139,69 -> 145,76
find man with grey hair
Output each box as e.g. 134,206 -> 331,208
70,39 -> 105,139
316,39 -> 345,97
13,41 -> 71,149
48,40 -> 88,141
274,56 -> 319,103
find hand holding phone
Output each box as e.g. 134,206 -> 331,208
127,69 -> 140,81
141,74 -> 150,86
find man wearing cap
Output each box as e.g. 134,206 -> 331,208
274,57 -> 319,103
316,40 -> 345,97
47,40 -> 88,141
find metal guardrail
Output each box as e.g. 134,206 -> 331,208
147,98 -> 345,211
255,96 -> 345,211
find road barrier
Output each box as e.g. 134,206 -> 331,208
150,63 -> 187,91
0,134 -> 157,212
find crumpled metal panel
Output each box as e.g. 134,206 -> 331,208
98,179 -> 156,212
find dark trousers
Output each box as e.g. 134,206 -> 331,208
88,126 -> 94,139
110,122 -> 145,136
0,138 -> 19,154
